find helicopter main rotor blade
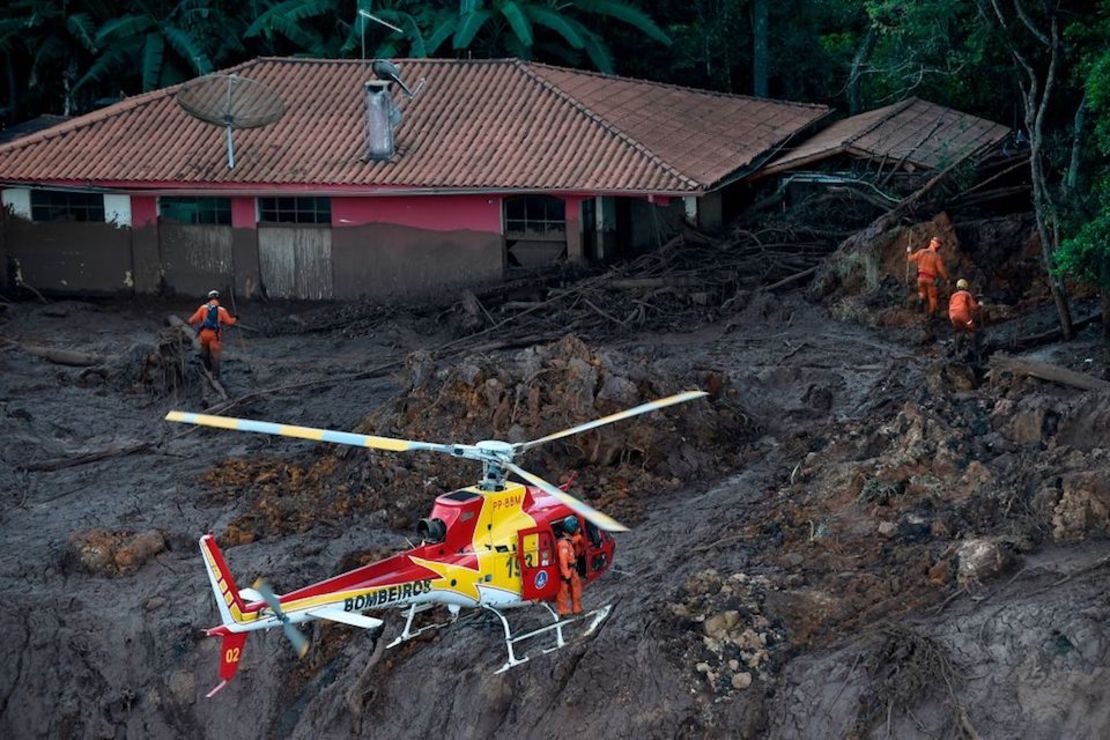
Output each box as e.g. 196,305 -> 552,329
504,461 -> 628,533
165,411 -> 468,457
514,390 -> 708,453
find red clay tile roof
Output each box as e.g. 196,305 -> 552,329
760,98 -> 1009,176
0,58 -> 828,195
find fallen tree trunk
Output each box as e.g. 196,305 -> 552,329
10,343 -> 109,367
987,313 -> 1100,353
23,441 -> 154,472
765,266 -> 819,291
990,355 -> 1110,392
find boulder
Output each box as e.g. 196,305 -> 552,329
957,538 -> 1016,588
704,610 -> 741,639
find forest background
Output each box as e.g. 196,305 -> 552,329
1,0 -> 1107,320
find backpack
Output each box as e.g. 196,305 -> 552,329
197,303 -> 221,335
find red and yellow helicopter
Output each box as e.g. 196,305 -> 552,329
166,390 -> 706,696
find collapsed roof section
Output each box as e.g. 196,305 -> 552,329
759,98 -> 1010,177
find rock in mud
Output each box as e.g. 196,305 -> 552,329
957,538 -> 1016,588
1052,470 -> 1110,541
66,529 -> 166,577
704,611 -> 741,639
732,672 -> 753,690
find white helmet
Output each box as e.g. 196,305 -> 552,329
208,290 -> 220,299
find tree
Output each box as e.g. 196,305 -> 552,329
976,0 -> 1075,338
1058,33 -> 1110,343
446,0 -> 670,73
0,0 -> 107,116
751,0 -> 768,95
76,1 -> 237,96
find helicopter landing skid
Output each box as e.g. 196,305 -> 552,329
488,603 -> 613,674
385,603 -> 454,648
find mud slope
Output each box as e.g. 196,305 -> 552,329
1,293 -> 1108,739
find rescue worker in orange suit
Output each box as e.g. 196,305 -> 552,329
948,278 -> 982,358
187,290 -> 237,379
906,236 -> 949,316
556,516 -> 583,617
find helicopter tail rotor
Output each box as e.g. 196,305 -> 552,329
253,579 -> 310,658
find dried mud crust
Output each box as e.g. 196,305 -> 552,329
200,334 -> 757,543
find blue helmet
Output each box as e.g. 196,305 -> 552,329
563,516 -> 578,534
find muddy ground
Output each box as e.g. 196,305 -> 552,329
1,277 -> 1108,738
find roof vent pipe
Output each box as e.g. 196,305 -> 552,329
365,80 -> 400,162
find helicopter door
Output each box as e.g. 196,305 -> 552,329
583,520 -> 615,583
518,526 -> 560,601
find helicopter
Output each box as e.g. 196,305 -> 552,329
165,390 -> 707,697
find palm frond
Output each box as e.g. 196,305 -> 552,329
142,32 -> 165,91
163,24 -> 213,74
453,8 -> 492,49
526,6 -> 583,49
500,1 -> 533,48
66,13 -> 99,52
95,14 -> 156,44
578,0 -> 670,45
74,43 -> 135,92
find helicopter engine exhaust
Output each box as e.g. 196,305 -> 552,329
418,517 -> 447,543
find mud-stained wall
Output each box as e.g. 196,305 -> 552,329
258,226 -> 333,300
130,196 -> 161,293
231,229 -> 260,299
4,218 -> 133,294
160,223 -> 234,297
331,222 -> 503,300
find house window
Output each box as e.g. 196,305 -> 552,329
258,197 -> 331,225
504,196 -> 566,241
160,196 -> 232,225
30,190 -> 104,222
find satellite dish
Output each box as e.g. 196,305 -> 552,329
175,74 -> 284,170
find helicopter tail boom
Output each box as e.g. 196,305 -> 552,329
200,534 -> 250,627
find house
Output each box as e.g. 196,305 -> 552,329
0,58 -> 829,300
0,115 -> 72,145
758,97 -> 1010,178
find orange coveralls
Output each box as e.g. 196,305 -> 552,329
948,290 -> 979,332
556,534 -> 582,617
187,300 -> 237,376
907,247 -> 948,314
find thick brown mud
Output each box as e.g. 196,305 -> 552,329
0,288 -> 1107,739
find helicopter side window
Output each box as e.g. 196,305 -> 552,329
585,521 -> 602,548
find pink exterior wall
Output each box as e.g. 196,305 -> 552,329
130,196 -> 158,228
231,197 -> 256,229
331,195 -> 502,233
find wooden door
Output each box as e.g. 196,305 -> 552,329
258,225 -> 333,299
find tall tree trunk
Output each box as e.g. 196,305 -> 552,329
752,0 -> 769,96
847,26 -> 877,114
981,0 -> 1074,338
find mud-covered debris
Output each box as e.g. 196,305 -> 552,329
65,529 -> 166,576
1052,470 -> 1110,541
853,624 -> 967,738
670,569 -> 782,700
200,334 -> 756,540
956,537 -> 1016,588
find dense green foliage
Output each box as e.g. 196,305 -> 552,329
1057,9 -> 1110,291
0,1 -> 1107,301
